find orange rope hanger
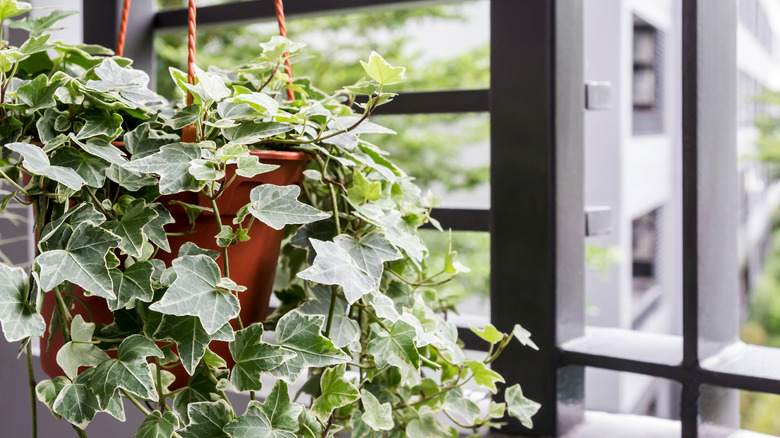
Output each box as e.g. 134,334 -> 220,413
116,0 -> 295,103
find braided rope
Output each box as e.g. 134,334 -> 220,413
275,0 -> 295,101
116,0 -> 132,57
186,0 -> 197,106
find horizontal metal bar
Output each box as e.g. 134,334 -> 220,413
359,90 -> 490,115
422,208 -> 490,232
699,343 -> 780,395
155,0 -> 453,30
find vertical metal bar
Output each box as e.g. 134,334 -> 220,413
490,0 -> 584,435
83,0 -> 155,84
682,0 -> 739,435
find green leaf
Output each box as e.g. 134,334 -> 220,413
360,51 -> 406,86
124,123 -> 179,159
70,135 -> 128,166
105,198 -> 158,258
235,155 -> 278,178
296,238 -> 375,304
106,164 -> 158,192
466,360 -> 504,394
469,323 -> 503,345
354,205 -> 426,263
0,0 -> 33,21
512,324 -> 539,350
248,184 -> 329,230
258,36 -> 306,62
145,203 -> 175,253
505,384 -> 541,429
88,335 -> 164,409
0,48 -> 24,72
38,203 -> 105,252
335,232 -> 402,280
229,324 -> 295,391
366,320 -> 420,372
224,380 -> 302,438
192,65 -> 231,102
76,109 -> 124,141
125,142 -> 206,195
349,170 -> 381,204
202,348 -> 226,368
6,142 -> 85,190
234,92 -> 278,115
135,410 -> 179,438
56,315 -> 110,379
149,255 -> 240,335
443,387 -> 481,425
19,33 -> 54,55
37,222 -> 120,300
0,263 -> 44,342
311,364 -> 359,422
50,146 -> 109,188
17,73 -> 60,113
298,284 -> 359,349
189,159 -> 224,181
406,406 -> 453,438
166,104 -> 201,130
270,310 -> 349,383
108,261 -> 155,310
179,400 -> 232,438
94,58 -> 150,88
154,315 -> 233,375
36,376 -> 69,420
8,9 -> 77,37
52,369 -> 100,430
222,121 -> 293,144
360,389 -> 394,431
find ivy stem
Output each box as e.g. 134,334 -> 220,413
324,285 -> 338,338
121,389 -> 150,415
72,426 -> 87,438
27,342 -> 37,438
0,167 -> 30,196
155,360 -> 166,412
209,196 -> 243,331
53,287 -> 72,342
320,413 -> 334,438
85,187 -> 113,219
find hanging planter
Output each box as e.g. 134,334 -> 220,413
0,0 -> 541,436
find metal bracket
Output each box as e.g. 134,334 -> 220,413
585,206 -> 612,236
585,81 -> 612,110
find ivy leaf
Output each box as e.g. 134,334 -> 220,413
258,36 -> 306,62
125,142 -> 206,195
88,335 -> 164,409
192,65 -> 231,102
17,75 -> 60,113
105,198 -> 159,258
38,203 -> 105,252
37,222 -> 120,300
296,238 -> 375,304
360,389 -> 394,431
229,324 -> 296,391
52,369 -> 101,430
106,164 -> 158,192
348,170 -> 381,204
0,0 -> 33,21
166,104 -> 200,129
466,360 -> 504,394
270,310 -> 349,383
69,135 -> 128,166
144,203 -> 175,253
222,121 -> 293,144
154,315 -> 234,375
124,122 -> 179,159
50,146 -> 109,188
76,108 -> 124,141
298,284 -> 359,349
406,406 -> 453,438
0,263 -> 44,342
36,376 -> 70,420
311,364 -> 359,422
8,9 -> 77,37
56,315 -> 110,379
360,51 -> 406,86
248,184 -> 329,230
108,261 -> 155,310
179,400 -> 232,438
512,324 -> 539,350
6,142 -> 85,190
224,380 -> 302,438
235,155 -> 278,178
135,410 -> 179,438
470,323 -> 503,345
505,384 -> 541,429
354,205 -> 426,263
443,387 -> 481,425
149,255 -> 240,335
335,232 -> 402,280
366,320 -> 419,372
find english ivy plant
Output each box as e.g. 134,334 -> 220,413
0,3 -> 540,437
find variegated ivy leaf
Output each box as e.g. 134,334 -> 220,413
88,335 -> 164,410
56,315 -> 109,380
0,263 -> 44,342
443,387 -> 481,425
258,36 -> 306,62
354,204 -> 426,263
299,284 -> 359,349
235,155 -> 278,178
76,108 -> 124,141
223,380 -> 302,438
93,58 -> 150,88
466,360 -> 504,394
37,222 -> 120,300
50,146 -> 109,189
38,203 -> 105,252
153,315 -> 234,376
135,410 -> 179,438
229,324 -> 295,391
106,164 -> 158,192
107,261 -> 155,310
367,320 -> 420,374
470,323 -> 503,345
104,198 -> 159,258
0,0 -> 33,21
69,134 -> 128,166
124,122 -> 180,159
360,51 -> 406,86
505,384 -> 541,429
222,121 -> 293,144
360,389 -> 394,431
512,324 -> 539,351
9,10 -> 76,37
297,238 -> 375,304
52,369 -> 101,430
406,406 -> 454,438
269,310 -> 349,383
149,255 -> 240,335
166,104 -> 200,130
335,232 -> 402,280
248,184 -> 330,230
144,203 -> 175,253
311,364 -> 359,422
192,65 -> 231,103
179,400 -> 232,438
35,376 -> 70,420
172,367 -> 230,424
125,142 -> 206,195
17,74 -> 61,113
234,92 -> 279,115
6,142 -> 85,190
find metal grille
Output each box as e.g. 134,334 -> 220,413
82,1 -> 774,436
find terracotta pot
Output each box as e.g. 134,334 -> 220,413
39,149 -> 309,386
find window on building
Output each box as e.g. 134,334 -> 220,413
632,16 -> 664,135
